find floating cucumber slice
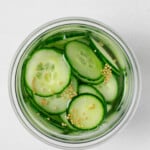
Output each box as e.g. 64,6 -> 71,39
90,36 -> 120,74
68,94 -> 106,130
90,33 -> 127,70
65,41 -> 103,80
25,49 -> 71,96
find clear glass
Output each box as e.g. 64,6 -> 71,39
8,17 -> 141,149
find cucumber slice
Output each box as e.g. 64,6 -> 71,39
33,77 -> 77,114
91,33 -> 127,69
67,94 -> 106,130
24,92 -> 68,129
90,36 -> 120,74
78,84 -> 104,101
65,41 -> 103,80
45,36 -> 85,50
94,75 -> 118,102
60,112 -> 77,131
25,49 -> 71,96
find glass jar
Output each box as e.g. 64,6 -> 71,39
8,17 -> 141,149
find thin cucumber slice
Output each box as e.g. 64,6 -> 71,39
65,41 -> 103,80
107,104 -> 112,112
45,35 -> 86,50
33,77 -> 77,114
91,32 -> 127,69
60,112 -> 77,131
42,31 -> 87,44
25,101 -> 64,134
25,49 -> 71,96
68,94 -> 106,130
78,84 -> 104,101
90,36 -> 120,74
94,75 -> 118,102
77,38 -> 90,45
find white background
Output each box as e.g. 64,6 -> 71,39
0,0 -> 150,149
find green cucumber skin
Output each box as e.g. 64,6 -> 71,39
67,94 -> 107,130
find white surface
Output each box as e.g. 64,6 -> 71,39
0,0 -> 150,149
